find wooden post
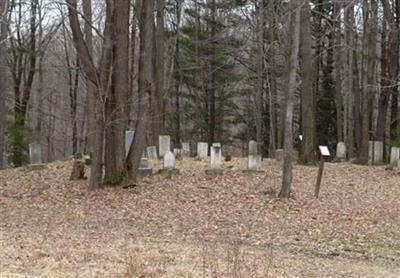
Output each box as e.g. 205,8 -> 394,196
314,155 -> 325,198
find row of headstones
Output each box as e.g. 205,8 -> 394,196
335,141 -> 400,165
139,135 -> 263,172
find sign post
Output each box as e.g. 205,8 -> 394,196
315,146 -> 330,198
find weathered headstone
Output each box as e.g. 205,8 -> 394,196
368,141 -> 384,164
139,154 -> 152,176
247,140 -> 262,171
212,142 -> 221,148
173,148 -> 182,156
390,147 -> 400,166
336,142 -> 347,161
159,135 -> 171,158
147,146 -> 158,160
125,130 -> 135,157
182,142 -> 190,156
247,155 -> 262,171
210,146 -> 222,169
163,151 -> 175,170
29,143 -> 42,165
197,142 -> 208,159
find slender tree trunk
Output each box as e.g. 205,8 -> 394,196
82,0 -> 96,155
124,0 -> 154,186
255,0 -> 265,147
334,1 -> 344,143
152,0 -> 165,147
0,0 -> 8,169
279,0 -> 301,198
300,0 -> 316,165
173,0 -> 182,146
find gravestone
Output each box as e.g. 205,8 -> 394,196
163,151 -> 175,170
182,142 -> 190,156
159,135 -> 171,158
197,142 -> 208,159
139,154 -> 152,176
212,142 -> 221,148
173,148 -> 182,156
247,155 -> 262,171
390,147 -> 400,166
368,141 -> 384,164
147,146 -> 158,160
210,146 -> 222,169
125,130 -> 135,157
247,140 -> 262,171
336,142 -> 347,161
29,143 -> 43,165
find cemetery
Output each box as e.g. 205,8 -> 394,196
1,135 -> 400,277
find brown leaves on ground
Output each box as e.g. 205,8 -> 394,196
0,158 -> 399,277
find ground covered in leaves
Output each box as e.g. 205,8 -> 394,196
1,157 -> 400,277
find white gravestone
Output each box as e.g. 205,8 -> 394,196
29,143 -> 42,165
247,141 -> 262,171
173,148 -> 182,156
197,142 -> 208,159
147,146 -> 158,160
390,147 -> 400,166
159,135 -> 171,158
336,142 -> 346,160
368,141 -> 383,164
212,142 -> 221,148
210,146 -> 222,169
139,153 -> 152,176
182,142 -> 190,156
125,130 -> 135,158
163,151 -> 175,170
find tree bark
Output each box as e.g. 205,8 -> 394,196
124,0 -> 154,186
300,0 -> 316,165
0,0 -> 8,169
279,0 -> 301,198
255,0 -> 265,147
334,1 -> 344,143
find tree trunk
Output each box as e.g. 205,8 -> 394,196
255,0 -> 265,147
334,1 -> 344,143
299,0 -> 316,165
0,0 -> 8,169
82,0 -> 96,155
124,0 -> 154,186
279,0 -> 301,198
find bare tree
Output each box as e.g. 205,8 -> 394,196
0,0 -> 8,169
279,0 -> 301,198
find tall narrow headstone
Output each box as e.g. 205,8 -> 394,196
210,146 -> 222,169
163,151 -> 175,170
247,141 -> 262,171
390,147 -> 400,166
139,153 -> 152,176
197,142 -> 208,159
336,142 -> 347,161
368,141 -> 384,164
29,143 -> 42,165
182,142 -> 190,156
159,135 -> 171,158
125,130 -> 135,158
147,146 -> 158,160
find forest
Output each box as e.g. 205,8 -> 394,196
1,0 -> 400,276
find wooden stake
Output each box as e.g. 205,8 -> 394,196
314,155 -> 325,198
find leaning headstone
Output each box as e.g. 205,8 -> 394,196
197,142 -> 208,159
147,146 -> 158,160
390,147 -> 400,166
336,142 -> 347,161
125,130 -> 135,157
29,143 -> 45,169
368,141 -> 384,164
182,142 -> 190,156
159,135 -> 171,158
163,151 -> 175,170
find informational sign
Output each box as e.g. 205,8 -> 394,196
318,145 -> 330,157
